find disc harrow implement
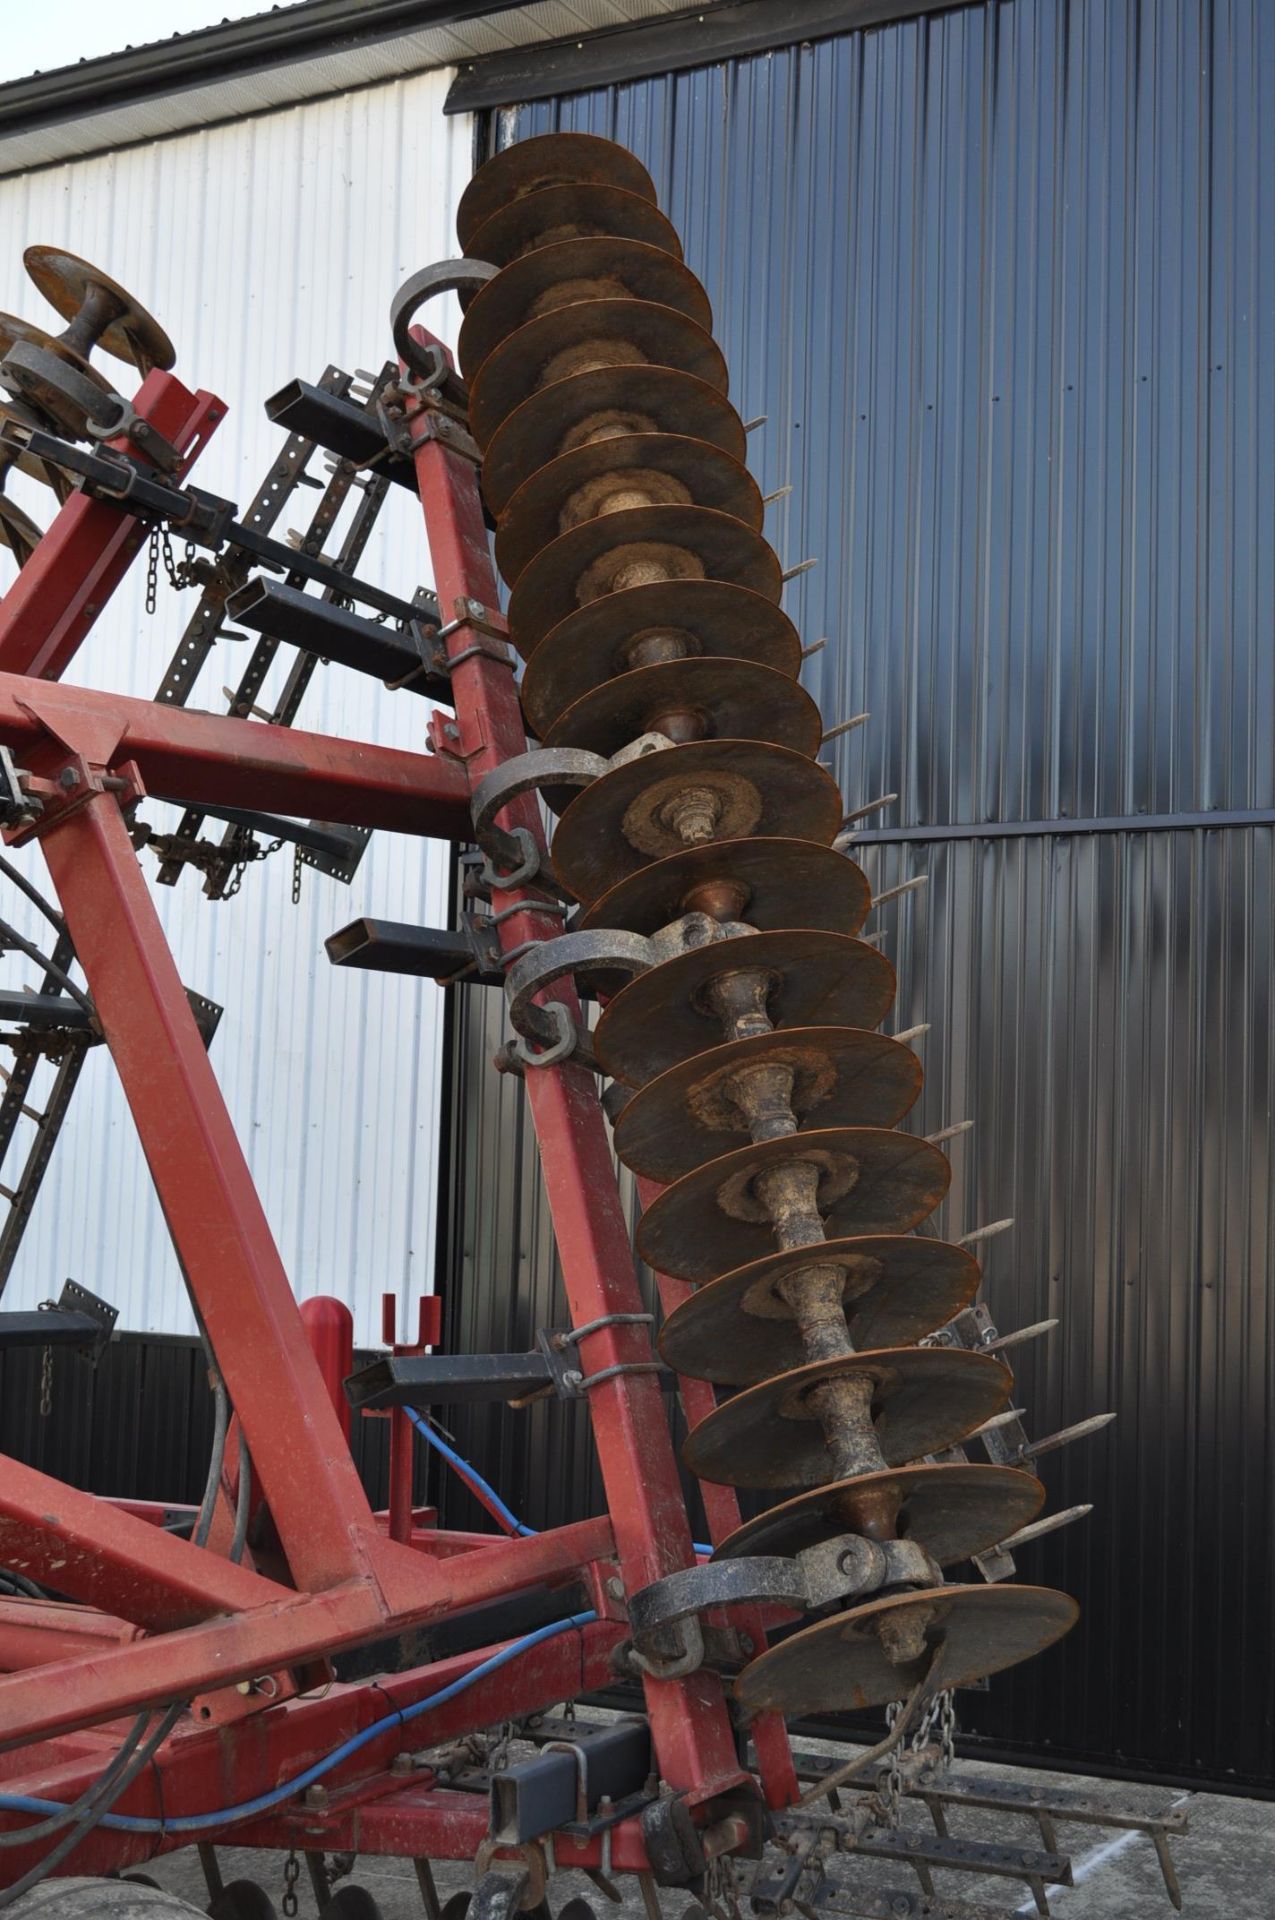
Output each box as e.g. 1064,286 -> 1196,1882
456,132 -> 1079,1728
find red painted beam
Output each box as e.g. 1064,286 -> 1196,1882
405,336 -> 746,1807
0,676 -> 472,837
0,1622 -> 627,1877
0,372 -> 224,680
38,788 -> 383,1598
0,1456 -> 291,1630
0,1516 -> 615,1747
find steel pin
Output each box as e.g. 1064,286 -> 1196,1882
926,1119 -> 973,1146
1015,1412 -> 1117,1463
984,1318 -> 1060,1354
871,874 -> 928,910
958,1217 -> 1014,1248
995,1505 -> 1094,1553
821,712 -> 869,746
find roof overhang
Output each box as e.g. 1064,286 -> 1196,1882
0,0 -> 697,178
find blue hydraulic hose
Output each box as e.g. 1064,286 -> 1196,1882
407,1407 -> 714,1557
0,1611 -> 596,1838
407,1408 -> 537,1537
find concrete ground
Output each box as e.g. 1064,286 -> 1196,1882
141,1729 -> 1274,1920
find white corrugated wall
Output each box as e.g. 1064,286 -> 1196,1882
0,69 -> 472,1343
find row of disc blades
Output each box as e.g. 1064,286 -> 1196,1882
456,134 -> 1077,1716
0,246 -> 174,566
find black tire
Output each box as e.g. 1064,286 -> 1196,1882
5,1881 -> 210,1920
318,1892 -> 381,1920
208,1883 -> 277,1920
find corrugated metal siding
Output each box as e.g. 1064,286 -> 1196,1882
438,0 -> 1275,1784
0,1334 -> 400,1508
0,67 -> 470,1343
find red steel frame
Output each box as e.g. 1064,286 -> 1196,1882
0,338 -> 797,1889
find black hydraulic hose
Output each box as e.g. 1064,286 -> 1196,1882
192,1373 -> 230,1550
0,915 -> 92,1014
0,853 -> 65,940
0,1699 -> 186,1908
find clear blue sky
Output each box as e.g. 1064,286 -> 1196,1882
0,2 -> 276,82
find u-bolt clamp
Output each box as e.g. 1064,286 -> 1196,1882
0,341 -> 179,470
627,1557 -> 809,1680
503,929 -> 653,1070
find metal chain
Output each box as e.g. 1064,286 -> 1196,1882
145,528 -> 160,617
281,1849 -> 301,1919
487,1720 -> 517,1775
224,836 -> 284,902
36,1300 -> 57,1418
914,1687 -> 958,1769
880,1699 -> 906,1826
145,527 -> 199,616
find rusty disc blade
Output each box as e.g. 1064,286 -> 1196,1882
614,1029 -> 923,1183
735,1584 -> 1078,1715
457,132 -> 657,253
0,312 -> 113,391
24,247 -> 174,374
682,1347 -> 1012,1489
542,658 -> 821,759
496,434 -> 764,585
0,397 -> 71,494
583,836 -> 870,939
508,504 -> 780,657
550,739 -> 841,903
458,239 -> 712,382
658,1235 -> 980,1384
469,301 -> 728,450
465,182 -> 683,273
637,1126 -> 951,1282
482,366 -> 745,517
595,931 -> 894,1087
0,492 -> 44,564
714,1463 -> 1045,1568
522,580 -> 798,734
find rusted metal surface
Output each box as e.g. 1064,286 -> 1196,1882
716,1463 -> 1045,1568
658,1236 -> 981,1383
463,129 -> 1082,1736
737,1586 -> 1080,1715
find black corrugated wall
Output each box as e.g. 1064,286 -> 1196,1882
438,0 -> 1275,1790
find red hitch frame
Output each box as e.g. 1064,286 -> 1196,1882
0,334 -> 797,1890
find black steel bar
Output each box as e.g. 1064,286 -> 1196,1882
490,1719 -> 652,1843
224,578 -> 450,701
0,1309 -> 106,1351
264,378 -> 418,490
0,991 -> 94,1031
188,808 -> 362,860
345,1351 -> 552,1411
326,918 -> 503,985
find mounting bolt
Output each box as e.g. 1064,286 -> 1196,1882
738,1633 -> 754,1655
303,1785 -> 329,1809
466,598 -> 485,618
606,1576 -> 625,1602
391,1752 -> 414,1776
58,767 -> 77,790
